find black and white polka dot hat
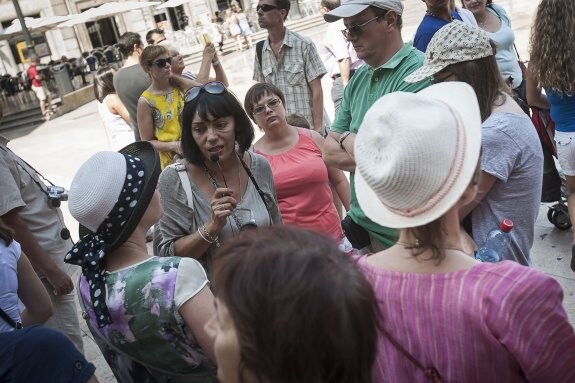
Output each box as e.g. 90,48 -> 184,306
69,141 -> 160,251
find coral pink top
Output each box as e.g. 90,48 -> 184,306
255,128 -> 343,240
357,258 -> 575,382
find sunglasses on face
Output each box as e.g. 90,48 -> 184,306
341,11 -> 388,39
153,57 -> 172,68
256,4 -> 279,12
253,98 -> 281,115
184,81 -> 226,103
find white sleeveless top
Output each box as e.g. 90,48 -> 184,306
97,94 -> 135,151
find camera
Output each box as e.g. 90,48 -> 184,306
47,186 -> 68,208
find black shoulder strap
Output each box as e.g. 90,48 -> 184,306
0,307 -> 22,329
256,40 -> 264,70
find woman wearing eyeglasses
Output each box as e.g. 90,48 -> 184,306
137,45 -> 209,170
155,82 -> 282,271
244,83 -> 351,249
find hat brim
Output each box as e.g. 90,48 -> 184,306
78,141 -> 161,250
324,3 -> 370,22
355,82 -> 482,229
404,63 -> 449,84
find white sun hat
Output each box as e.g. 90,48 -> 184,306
354,82 -> 482,228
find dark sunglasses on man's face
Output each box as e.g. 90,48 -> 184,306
153,57 -> 172,68
184,81 -> 227,103
256,4 -> 279,12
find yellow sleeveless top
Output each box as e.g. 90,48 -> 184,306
141,88 -> 184,169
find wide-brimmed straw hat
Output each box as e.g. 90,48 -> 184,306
404,21 -> 494,84
65,141 -> 160,328
354,82 -> 481,228
324,0 -> 403,23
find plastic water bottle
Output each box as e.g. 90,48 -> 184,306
475,219 -> 514,263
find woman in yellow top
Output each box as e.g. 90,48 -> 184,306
137,45 -> 214,169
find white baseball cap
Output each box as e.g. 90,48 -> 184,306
354,82 -> 482,228
324,0 -> 403,23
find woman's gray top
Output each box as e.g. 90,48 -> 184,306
155,152 -> 282,268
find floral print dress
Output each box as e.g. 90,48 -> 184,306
78,256 -> 216,383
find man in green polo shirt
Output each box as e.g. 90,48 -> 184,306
323,0 -> 430,252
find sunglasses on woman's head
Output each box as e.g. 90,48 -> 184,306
153,57 -> 172,68
184,81 -> 226,103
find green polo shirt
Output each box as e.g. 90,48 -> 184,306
331,43 -> 431,249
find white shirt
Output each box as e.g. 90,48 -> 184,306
322,19 -> 363,79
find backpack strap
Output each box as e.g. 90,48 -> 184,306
169,162 -> 194,210
256,40 -> 264,71
0,306 -> 22,329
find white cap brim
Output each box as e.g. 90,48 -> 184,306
355,82 -> 482,229
324,3 -> 370,22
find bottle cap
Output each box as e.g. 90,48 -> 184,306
499,219 -> 513,232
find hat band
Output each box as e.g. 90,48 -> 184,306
382,102 -> 466,218
64,154 -> 146,328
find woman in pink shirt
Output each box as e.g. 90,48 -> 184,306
244,83 -> 350,247
353,82 -> 575,382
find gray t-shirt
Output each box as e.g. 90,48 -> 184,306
113,64 -> 151,138
472,112 -> 543,266
155,152 -> 282,269
0,139 -> 74,277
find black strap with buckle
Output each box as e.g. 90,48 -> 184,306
0,306 -> 22,329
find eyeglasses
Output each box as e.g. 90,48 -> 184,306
152,57 -> 172,68
256,4 -> 279,12
184,81 -> 226,103
253,98 -> 281,115
341,11 -> 387,39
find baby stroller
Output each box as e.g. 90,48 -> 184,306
533,107 -> 572,230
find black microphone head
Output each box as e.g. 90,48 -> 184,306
210,153 -> 220,163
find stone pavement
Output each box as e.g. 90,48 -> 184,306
3,1 -> 572,381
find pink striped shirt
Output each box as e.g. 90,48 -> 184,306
357,258 -> 575,382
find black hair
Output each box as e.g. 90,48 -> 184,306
321,0 -> 341,11
145,28 -> 165,45
181,89 -> 255,165
93,66 -> 115,103
118,32 -> 143,57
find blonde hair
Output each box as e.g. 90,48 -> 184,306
529,0 -> 575,94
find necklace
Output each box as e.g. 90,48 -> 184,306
425,9 -> 454,21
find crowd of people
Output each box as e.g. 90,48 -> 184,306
2,0 -> 575,382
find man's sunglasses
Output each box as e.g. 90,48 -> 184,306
256,4 -> 279,12
184,81 -> 227,103
341,11 -> 388,39
153,57 -> 172,68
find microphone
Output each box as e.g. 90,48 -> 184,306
210,153 -> 228,188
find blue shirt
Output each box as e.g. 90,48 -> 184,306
413,11 -> 463,52
546,89 -> 575,132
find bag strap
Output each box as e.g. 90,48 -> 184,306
256,40 -> 264,71
0,306 -> 22,329
380,326 -> 443,383
170,162 -> 194,210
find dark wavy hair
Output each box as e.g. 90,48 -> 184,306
211,226 -> 380,383
93,66 -> 115,103
181,87 -> 255,165
529,0 -> 575,94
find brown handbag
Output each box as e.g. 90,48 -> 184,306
381,326 -> 444,383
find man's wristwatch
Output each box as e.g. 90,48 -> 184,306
339,131 -> 352,149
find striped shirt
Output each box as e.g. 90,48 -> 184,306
253,28 -> 327,132
358,258 -> 575,382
